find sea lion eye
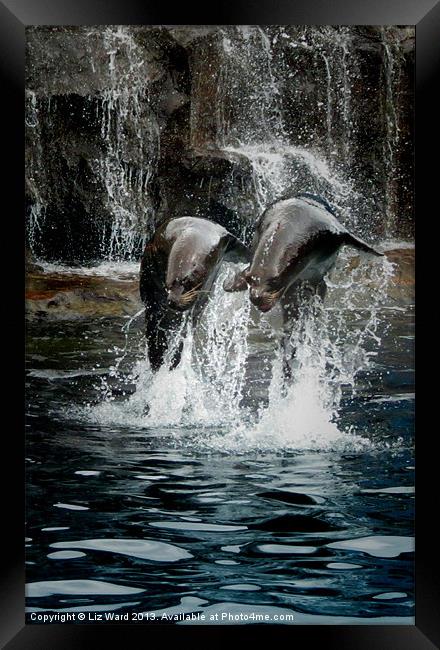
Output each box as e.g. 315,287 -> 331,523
245,271 -> 257,285
184,274 -> 199,290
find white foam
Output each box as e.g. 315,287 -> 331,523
81,264 -> 252,430
38,260 -> 139,279
380,240 -> 414,251
73,254 -> 394,455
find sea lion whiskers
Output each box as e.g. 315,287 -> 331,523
181,281 -> 202,299
268,288 -> 283,300
180,293 -> 196,304
180,282 -> 212,304
180,290 -> 211,303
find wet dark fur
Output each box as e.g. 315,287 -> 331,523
223,194 -> 382,378
139,217 -> 249,371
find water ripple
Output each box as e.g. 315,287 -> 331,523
26,579 -> 145,598
50,538 -> 193,561
326,535 -> 414,558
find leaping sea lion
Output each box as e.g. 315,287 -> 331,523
140,216 -> 249,371
224,193 -> 383,376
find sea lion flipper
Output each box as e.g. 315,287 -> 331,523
222,235 -> 251,292
342,233 -> 384,257
223,268 -> 249,292
223,235 -> 252,263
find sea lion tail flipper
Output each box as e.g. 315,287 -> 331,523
139,240 -> 160,302
224,235 -> 252,263
223,268 -> 249,292
343,233 -> 384,257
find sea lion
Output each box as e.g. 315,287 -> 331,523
223,194 -> 383,376
140,216 -> 249,371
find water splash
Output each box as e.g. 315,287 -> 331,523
78,254 -> 395,454
223,143 -> 352,218
211,31 -> 366,235
203,253 -> 395,453
37,260 -> 140,279
210,26 -> 402,240
84,264 -> 251,429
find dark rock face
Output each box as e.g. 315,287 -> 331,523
25,25 -> 414,264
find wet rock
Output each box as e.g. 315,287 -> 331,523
25,271 -> 142,320
384,248 -> 415,304
156,148 -> 258,242
328,248 -> 414,307
26,26 -> 190,262
26,26 -> 171,97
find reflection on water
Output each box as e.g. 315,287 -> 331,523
25,257 -> 414,624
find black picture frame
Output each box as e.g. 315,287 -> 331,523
3,0 -> 435,647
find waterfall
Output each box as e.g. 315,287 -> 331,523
211,26 -> 285,149
315,26 -> 354,161
25,26 -> 413,262
380,27 -> 406,237
25,89 -> 47,255
94,27 -> 160,260
25,26 -> 161,262
210,27 -> 367,236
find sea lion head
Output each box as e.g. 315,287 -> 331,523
248,275 -> 284,313
224,266 -> 284,312
166,241 -> 217,312
224,222 -> 291,312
